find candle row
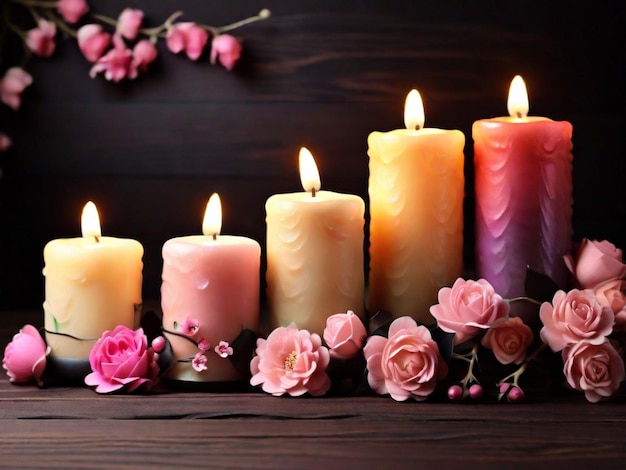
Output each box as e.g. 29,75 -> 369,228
41,75 -> 573,384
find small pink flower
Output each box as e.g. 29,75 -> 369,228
132,39 -> 158,72
2,325 -> 50,384
250,324 -> 331,397
210,34 -> 242,71
84,325 -> 159,393
0,67 -> 33,110
89,34 -> 136,82
197,338 -> 210,352
166,22 -> 209,61
562,339 -> 625,403
25,19 -> 57,58
117,8 -> 144,40
594,280 -> 626,329
323,310 -> 367,359
363,317 -> 448,402
481,317 -> 533,365
56,0 -> 89,23
429,278 -> 510,344
540,289 -> 614,352
77,24 -> 112,63
215,341 -> 233,358
192,353 -> 208,372
0,133 -> 12,151
179,316 -> 200,336
564,239 -> 626,289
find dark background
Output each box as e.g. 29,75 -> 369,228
1,0 -> 624,310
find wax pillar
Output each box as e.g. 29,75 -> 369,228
368,90 -> 465,323
43,202 -> 143,359
266,148 -> 365,335
473,76 -> 573,305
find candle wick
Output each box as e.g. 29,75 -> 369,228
94,235 -> 100,243
414,124 -> 422,131
311,188 -> 316,198
212,233 -> 217,241
515,111 -> 523,119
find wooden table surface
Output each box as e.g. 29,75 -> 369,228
2,311 -> 626,468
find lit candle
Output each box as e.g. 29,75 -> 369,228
473,75 -> 573,311
368,90 -> 465,323
43,201 -> 143,359
266,147 -> 365,335
161,193 -> 261,383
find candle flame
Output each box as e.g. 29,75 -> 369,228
202,193 -> 222,238
507,75 -> 529,119
404,89 -> 425,130
81,201 -> 101,239
298,147 -> 321,195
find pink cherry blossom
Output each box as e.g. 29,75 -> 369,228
25,19 -> 57,58
89,34 -> 137,82
562,339 -> 625,403
192,352 -> 208,372
540,289 -> 614,352
323,310 -> 367,359
215,341 -> 233,358
564,239 -> 626,289
0,133 -> 12,151
166,22 -> 209,61
117,8 -> 144,41
481,317 -> 533,365
77,24 -> 112,63
210,34 -> 242,71
250,323 -> 331,397
429,278 -> 510,344
179,316 -> 200,336
132,40 -> 158,72
363,316 -> 447,402
2,324 -> 50,384
56,0 -> 89,23
84,326 -> 159,393
0,67 -> 33,110
197,338 -> 210,352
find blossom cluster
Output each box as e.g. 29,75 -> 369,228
0,0 -> 270,158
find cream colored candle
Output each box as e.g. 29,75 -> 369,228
368,90 -> 465,323
43,201 -> 143,359
266,147 -> 365,335
161,194 -> 261,383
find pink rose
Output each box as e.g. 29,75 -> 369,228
564,239 -> 626,289
0,67 -> 33,110
57,0 -> 89,23
250,324 -> 331,397
562,339 -> 625,403
595,280 -> 626,329
540,289 -> 614,352
25,19 -> 56,58
210,34 -> 242,71
0,132 -> 12,151
117,8 -> 144,40
323,310 -> 367,359
429,278 -> 510,344
364,317 -> 448,402
77,25 -> 112,63
2,325 -> 50,384
84,325 -> 159,393
166,22 -> 209,61
481,317 -> 533,365
89,34 -> 137,82
132,40 -> 158,72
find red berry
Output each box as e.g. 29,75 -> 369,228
469,383 -> 484,400
508,386 -> 525,403
447,385 -> 463,401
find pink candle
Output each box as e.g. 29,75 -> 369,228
473,76 -> 573,306
161,194 -> 261,383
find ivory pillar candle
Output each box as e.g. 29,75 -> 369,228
43,201 -> 143,359
161,194 -> 261,383
473,75 -> 573,303
266,147 -> 365,336
368,90 -> 465,323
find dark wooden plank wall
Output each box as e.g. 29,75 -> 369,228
0,0 -> 624,309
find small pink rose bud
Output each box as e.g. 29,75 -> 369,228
166,22 -> 209,61
117,8 -> 144,40
25,19 -> 57,58
323,310 -> 367,360
508,386 -> 525,403
57,0 -> 89,23
447,384 -> 463,401
151,336 -> 166,353
469,383 -> 484,400
210,34 -> 242,71
499,382 -> 512,394
132,39 -> 158,72
77,24 -> 112,63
